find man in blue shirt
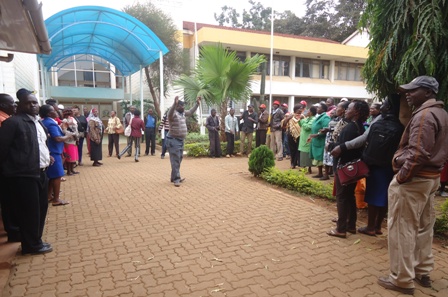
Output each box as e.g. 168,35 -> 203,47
144,108 -> 157,156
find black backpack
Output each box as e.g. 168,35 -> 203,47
362,116 -> 404,167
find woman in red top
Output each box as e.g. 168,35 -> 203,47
117,109 -> 145,162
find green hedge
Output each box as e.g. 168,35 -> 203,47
261,167 -> 335,200
435,199 -> 448,236
184,140 -> 255,157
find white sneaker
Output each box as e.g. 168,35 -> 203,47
226,154 -> 230,158
441,192 -> 448,197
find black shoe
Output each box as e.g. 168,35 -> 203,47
171,178 -> 185,183
161,155 -> 165,159
378,276 -> 414,295
22,245 -> 53,255
414,275 -> 431,288
117,155 -> 121,160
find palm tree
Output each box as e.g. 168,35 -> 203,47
174,44 -> 265,139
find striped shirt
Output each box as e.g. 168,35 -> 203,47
167,103 -> 199,139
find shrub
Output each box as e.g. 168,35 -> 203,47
185,133 -> 209,144
248,145 -> 275,177
261,167 -> 335,200
184,140 -> 256,157
435,199 -> 448,236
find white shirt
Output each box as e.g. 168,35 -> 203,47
28,115 -> 51,168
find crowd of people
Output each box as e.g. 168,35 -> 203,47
0,75 -> 447,296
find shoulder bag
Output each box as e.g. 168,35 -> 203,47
124,118 -> 133,137
337,159 -> 369,186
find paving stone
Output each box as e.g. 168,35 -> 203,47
1,147 -> 447,297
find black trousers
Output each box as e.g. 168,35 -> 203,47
0,176 -> 20,240
225,132 -> 235,155
209,130 -> 222,157
287,134 -> 300,167
108,133 -> 119,156
145,127 -> 156,155
256,129 -> 267,147
6,172 -> 48,252
335,172 -> 357,233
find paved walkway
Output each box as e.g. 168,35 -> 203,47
1,145 -> 448,297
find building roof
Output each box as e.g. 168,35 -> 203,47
0,0 -> 51,54
39,6 -> 169,76
183,21 -> 340,45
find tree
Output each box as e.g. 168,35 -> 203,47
360,0 -> 448,102
214,0 -> 366,42
173,44 -> 265,139
123,2 -> 184,118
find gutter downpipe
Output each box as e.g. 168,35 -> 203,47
23,0 -> 52,54
159,51 -> 165,140
39,57 -> 46,104
0,54 -> 14,63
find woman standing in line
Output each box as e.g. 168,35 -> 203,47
61,108 -> 79,176
105,110 -> 122,157
282,104 -> 304,169
299,106 -> 316,174
88,108 -> 104,167
40,105 -> 72,206
327,100 -> 370,238
72,105 -> 87,166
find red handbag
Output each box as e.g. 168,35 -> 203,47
337,159 -> 369,186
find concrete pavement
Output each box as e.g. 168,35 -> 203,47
1,146 -> 448,296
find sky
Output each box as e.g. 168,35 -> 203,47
41,0 -> 307,25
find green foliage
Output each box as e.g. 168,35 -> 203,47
360,0 -> 448,100
214,0 -> 366,42
435,199 -> 448,236
184,140 -> 255,157
184,133 -> 209,144
261,167 -> 335,200
248,145 -> 275,177
120,99 -> 154,115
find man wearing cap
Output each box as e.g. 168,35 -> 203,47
378,76 -> 448,295
0,89 -> 53,254
166,96 -> 201,187
256,104 -> 269,147
270,100 -> 285,161
237,104 -> 257,156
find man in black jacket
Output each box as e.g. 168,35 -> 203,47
0,89 -> 53,255
237,104 -> 257,157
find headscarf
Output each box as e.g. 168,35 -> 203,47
87,108 -> 103,133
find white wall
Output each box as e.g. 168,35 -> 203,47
0,51 -> 39,97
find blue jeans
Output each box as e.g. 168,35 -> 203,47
161,130 -> 169,156
166,136 -> 184,182
283,131 -> 290,157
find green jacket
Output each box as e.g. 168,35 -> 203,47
298,116 -> 315,153
309,113 -> 330,161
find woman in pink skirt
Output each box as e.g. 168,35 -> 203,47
62,108 -> 80,176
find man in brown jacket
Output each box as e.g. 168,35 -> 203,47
378,76 -> 448,295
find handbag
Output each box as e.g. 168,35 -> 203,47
115,126 -> 124,134
124,118 -> 133,137
337,159 -> 369,186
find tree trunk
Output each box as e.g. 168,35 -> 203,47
144,66 -> 161,118
219,100 -> 228,142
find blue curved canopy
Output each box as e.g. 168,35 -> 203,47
39,6 -> 169,76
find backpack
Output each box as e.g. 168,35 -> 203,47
362,116 -> 404,167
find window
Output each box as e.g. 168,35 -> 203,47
295,58 -> 330,79
252,53 -> 290,77
56,54 -> 113,88
335,62 -> 363,81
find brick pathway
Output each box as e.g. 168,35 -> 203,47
2,145 -> 448,296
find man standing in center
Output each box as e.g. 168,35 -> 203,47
270,100 -> 285,161
166,96 -> 201,187
238,104 -> 257,157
